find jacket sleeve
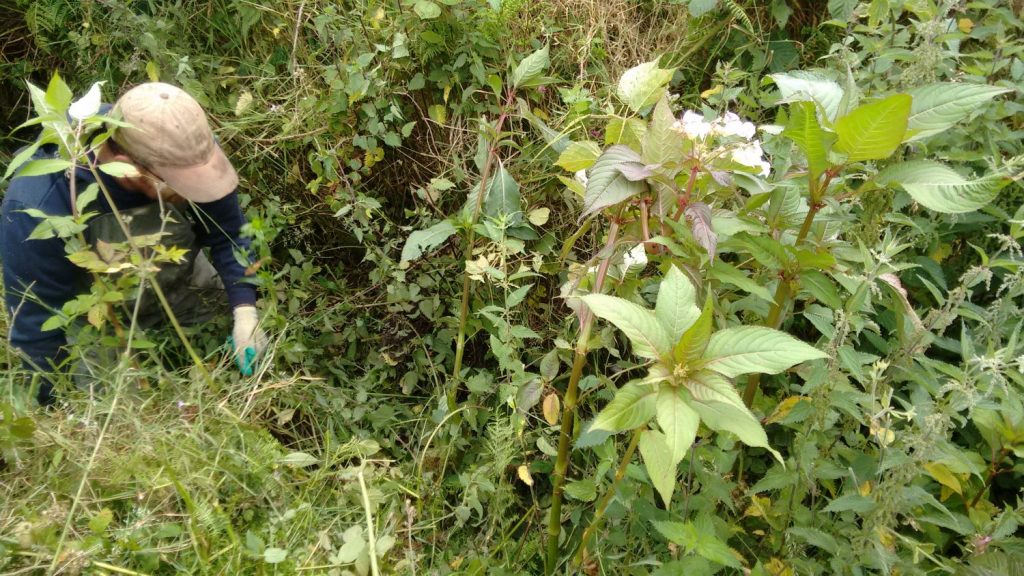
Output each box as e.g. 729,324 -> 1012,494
189,190 -> 258,308
1,196 -> 80,372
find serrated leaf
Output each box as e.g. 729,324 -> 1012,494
782,101 -> 834,180
800,270 -> 843,309
413,0 -> 442,19
555,141 -> 601,172
687,373 -> 780,461
400,219 -> 457,263
564,479 -> 597,502
263,548 -> 288,564
787,526 -> 838,554
4,140 -> 44,181
655,265 -> 700,342
605,117 -> 647,150
770,71 -> 845,121
834,94 -> 911,162
708,260 -> 773,302
511,45 -> 550,89
906,83 -> 1012,141
643,95 -> 686,168
639,430 -> 676,506
702,326 -> 827,377
675,294 -> 714,365
580,145 -> 648,220
823,493 -> 876,514
591,380 -> 656,432
657,386 -> 699,464
582,293 -> 672,360
16,158 -> 71,178
875,160 -> 1006,214
684,202 -> 717,260
617,59 -> 675,113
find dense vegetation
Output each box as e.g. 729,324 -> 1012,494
2,0 -> 1024,574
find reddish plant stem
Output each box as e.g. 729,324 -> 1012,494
672,165 -> 700,221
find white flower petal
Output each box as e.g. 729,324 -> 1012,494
68,81 -> 105,120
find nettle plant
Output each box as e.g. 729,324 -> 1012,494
540,55 -> 1013,570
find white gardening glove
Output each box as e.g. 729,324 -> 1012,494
231,305 -> 267,375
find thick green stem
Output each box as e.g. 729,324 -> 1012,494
572,428 -> 642,567
544,218 -> 620,575
448,93 -> 513,410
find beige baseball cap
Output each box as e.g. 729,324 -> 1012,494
112,82 -> 238,203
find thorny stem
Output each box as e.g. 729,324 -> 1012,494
545,216 -> 621,575
572,428 -> 642,567
448,90 -> 514,411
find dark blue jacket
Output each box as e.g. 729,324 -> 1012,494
1,143 -> 257,397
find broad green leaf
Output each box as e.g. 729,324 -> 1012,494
800,270 -> 843,309
15,158 -> 71,178
638,430 -> 676,506
687,373 -> 780,461
3,140 -> 45,181
400,219 -> 457,262
782,101 -> 834,180
770,71 -> 845,121
875,160 -> 1007,214
591,380 -> 656,432
617,59 -> 675,113
657,386 -> 699,464
655,265 -> 700,341
564,479 -> 597,502
674,294 -> 713,365
702,326 -> 826,377
687,0 -> 719,17
580,145 -> 648,220
582,293 -> 672,360
906,83 -> 1012,142
708,260 -> 773,302
98,161 -> 140,178
279,452 -> 318,468
555,141 -> 601,172
605,117 -> 647,150
263,548 -> 288,564
787,527 -> 838,554
834,94 -> 912,162
482,164 -> 521,219
653,517 -> 743,568
642,95 -> 686,168
511,45 -> 550,89
413,0 -> 442,19
76,183 -> 100,214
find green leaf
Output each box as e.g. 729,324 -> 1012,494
834,94 -> 912,162
555,141 -> 602,173
580,145 -> 648,220
787,526 -> 838,554
688,0 -> 719,17
823,493 -> 876,514
639,430 -> 676,506
564,479 -> 597,502
400,219 -> 457,263
906,83 -> 1012,142
675,294 -> 714,365
655,265 -> 701,342
263,548 -> 288,564
617,59 -> 675,113
482,164 -> 521,219
653,516 -> 742,568
702,326 -> 826,377
605,117 -> 647,150
98,161 -> 140,178
582,293 -> 672,360
657,386 -> 699,464
708,260 -> 773,302
15,158 -> 71,178
770,71 -> 845,121
800,270 -> 843,309
591,380 -> 656,432
3,140 -> 45,181
279,452 -> 318,468
511,45 -> 550,89
413,0 -> 442,19
782,101 -> 834,180
643,95 -> 686,168
45,72 -> 73,113
875,160 -> 1007,214
687,373 -> 780,461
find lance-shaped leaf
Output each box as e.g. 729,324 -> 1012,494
643,95 -> 686,168
782,101 -> 835,180
511,45 -> 550,89
400,219 -> 457,263
657,386 -> 699,465
580,145 -> 648,220
581,293 -> 673,360
674,294 -> 714,366
555,141 -> 601,172
834,94 -> 912,162
687,372 -> 782,462
875,160 -> 1007,214
638,429 -> 677,506
906,83 -> 1012,142
684,202 -> 717,261
591,380 -> 657,432
617,59 -> 675,113
655,265 -> 700,341
770,71 -> 845,121
701,325 -> 826,377
483,163 -> 522,219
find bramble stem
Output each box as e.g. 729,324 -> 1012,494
544,217 -> 621,575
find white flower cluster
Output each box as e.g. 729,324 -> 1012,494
671,110 -> 770,177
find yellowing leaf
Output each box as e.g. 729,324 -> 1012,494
869,421 -> 895,446
542,393 -> 560,426
527,207 -> 550,226
235,91 -> 253,116
517,464 -> 534,486
924,462 -> 962,495
766,396 -> 806,425
958,18 -> 974,33
767,558 -> 793,576
858,481 -> 872,497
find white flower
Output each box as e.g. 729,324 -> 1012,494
68,81 -> 105,121
574,169 -> 588,187
712,111 -> 756,140
731,140 -> 771,177
622,243 -> 648,271
671,110 -> 713,140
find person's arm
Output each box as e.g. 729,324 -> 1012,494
189,190 -> 258,308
